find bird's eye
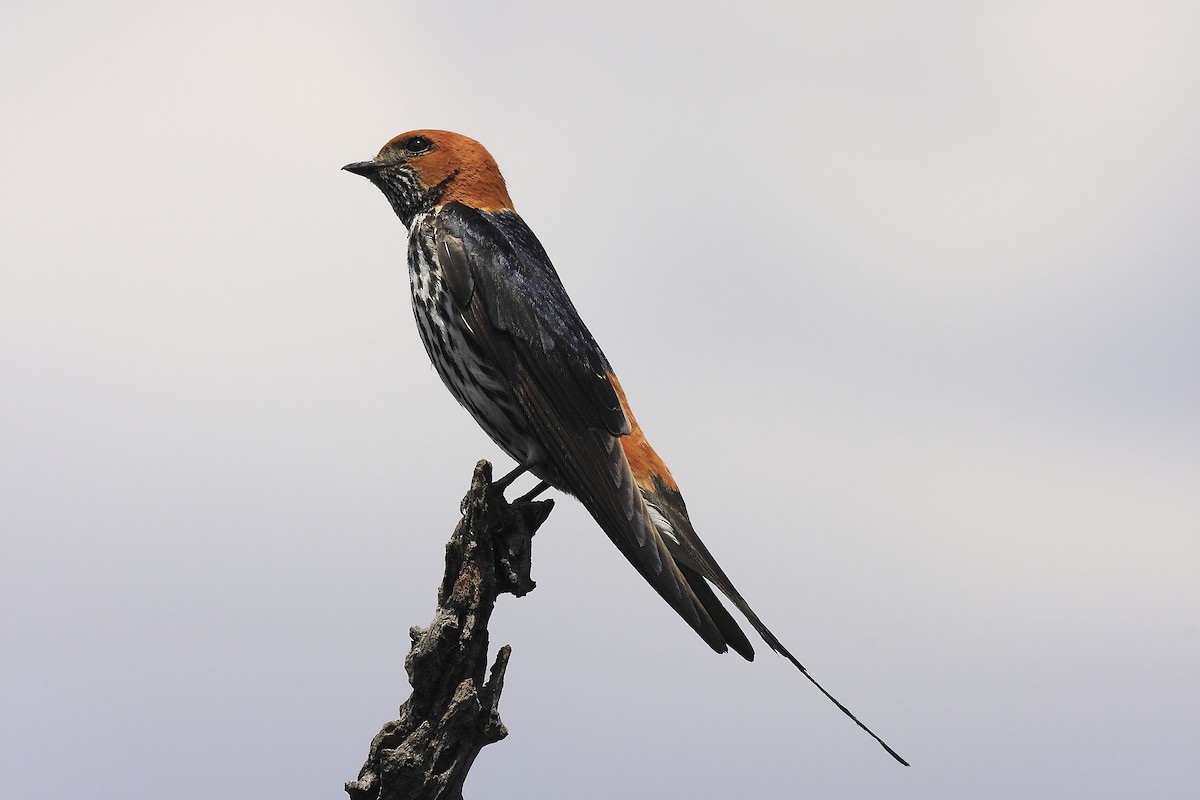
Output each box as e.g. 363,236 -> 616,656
404,136 -> 433,154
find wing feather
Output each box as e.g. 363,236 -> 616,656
434,204 -> 628,437
430,203 -> 731,652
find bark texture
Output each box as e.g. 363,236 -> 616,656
345,460 -> 553,800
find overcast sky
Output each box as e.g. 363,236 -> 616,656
2,1 -> 1198,798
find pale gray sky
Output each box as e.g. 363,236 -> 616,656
2,1 -> 1198,798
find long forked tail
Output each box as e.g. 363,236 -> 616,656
603,373 -> 907,764
644,479 -> 910,767
748,609 -> 910,766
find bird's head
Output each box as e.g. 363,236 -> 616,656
343,130 -> 514,228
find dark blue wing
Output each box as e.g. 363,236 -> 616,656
430,202 -> 743,660
433,202 -> 630,438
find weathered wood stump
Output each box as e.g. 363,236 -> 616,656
345,461 -> 553,800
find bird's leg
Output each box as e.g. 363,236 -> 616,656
492,463 -> 530,492
516,481 -> 551,503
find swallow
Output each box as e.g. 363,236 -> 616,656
344,130 -> 906,764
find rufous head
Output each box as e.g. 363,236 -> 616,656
343,130 -> 514,227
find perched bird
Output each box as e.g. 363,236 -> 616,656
344,130 -> 906,765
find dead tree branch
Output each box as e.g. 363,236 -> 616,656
345,460 -> 553,800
